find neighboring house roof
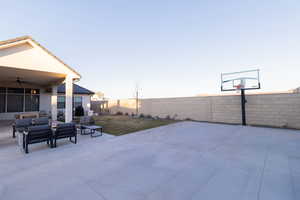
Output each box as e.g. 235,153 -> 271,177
0,35 -> 81,78
57,83 -> 95,95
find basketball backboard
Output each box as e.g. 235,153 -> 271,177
221,69 -> 260,91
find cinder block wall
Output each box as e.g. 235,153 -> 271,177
245,94 -> 300,128
108,93 -> 300,129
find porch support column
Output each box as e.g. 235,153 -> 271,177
51,86 -> 58,121
65,75 -> 73,122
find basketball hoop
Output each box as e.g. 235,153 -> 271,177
234,83 -> 244,93
221,69 -> 260,91
221,69 -> 261,126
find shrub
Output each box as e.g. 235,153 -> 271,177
116,111 -> 123,115
75,106 -> 84,116
165,115 -> 171,120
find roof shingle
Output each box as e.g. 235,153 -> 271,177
57,84 -> 94,95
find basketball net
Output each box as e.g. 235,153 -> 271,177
235,84 -> 243,93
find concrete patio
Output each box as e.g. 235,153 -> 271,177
0,121 -> 300,200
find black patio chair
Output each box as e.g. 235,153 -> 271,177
32,117 -> 50,126
53,123 -> 77,147
12,118 -> 33,138
24,125 -> 53,154
39,110 -> 50,118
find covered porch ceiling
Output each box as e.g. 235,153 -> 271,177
0,66 -> 66,88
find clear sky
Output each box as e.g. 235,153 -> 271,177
0,0 -> 299,99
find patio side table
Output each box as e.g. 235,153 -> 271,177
81,125 -> 103,137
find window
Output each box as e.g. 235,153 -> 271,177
0,87 -> 5,93
0,87 -> 40,113
0,88 -> 5,113
25,95 -> 39,111
57,96 -> 83,111
57,96 -> 65,109
7,88 -> 24,94
7,94 -> 24,112
0,95 -> 5,113
25,89 -> 40,112
73,96 -> 82,109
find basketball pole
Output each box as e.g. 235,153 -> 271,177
240,89 -> 247,126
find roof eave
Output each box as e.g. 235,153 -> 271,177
0,35 -> 82,79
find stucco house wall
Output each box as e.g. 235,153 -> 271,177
39,92 -> 51,112
81,95 -> 92,113
40,93 -> 92,114
0,90 -> 92,120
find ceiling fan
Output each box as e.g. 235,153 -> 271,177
15,77 -> 36,86
0,77 -> 36,87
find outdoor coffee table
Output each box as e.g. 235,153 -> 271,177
81,125 -> 103,137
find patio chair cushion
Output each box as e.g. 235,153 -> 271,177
12,118 -> 33,138
15,118 -> 33,128
55,123 -> 77,138
32,117 -> 49,126
27,125 -> 52,141
24,125 -> 53,153
53,123 -> 77,147
14,118 -> 33,132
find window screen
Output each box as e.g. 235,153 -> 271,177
73,96 -> 82,109
0,87 -> 6,93
57,96 -> 65,109
25,95 -> 40,111
7,88 -> 24,94
1,87 -> 40,113
0,94 -> 5,113
7,94 -> 24,112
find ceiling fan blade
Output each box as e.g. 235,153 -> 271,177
20,80 -> 38,85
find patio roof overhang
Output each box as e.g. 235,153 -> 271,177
0,66 -> 66,88
0,36 -> 81,122
0,36 -> 81,79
